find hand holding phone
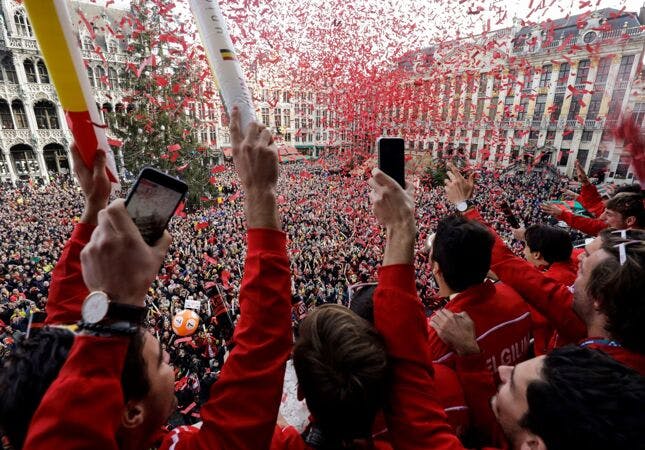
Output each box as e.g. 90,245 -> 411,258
500,201 -> 521,229
125,167 -> 188,245
377,137 -> 405,188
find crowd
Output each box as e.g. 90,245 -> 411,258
0,110 -> 644,449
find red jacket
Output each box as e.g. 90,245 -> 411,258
559,209 -> 607,236
24,229 -> 293,450
577,183 -> 605,218
531,259 -> 578,355
45,222 -> 94,324
464,209 -> 645,375
428,281 -> 532,377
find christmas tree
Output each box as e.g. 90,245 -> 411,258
107,0 -> 217,207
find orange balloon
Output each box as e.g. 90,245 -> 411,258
172,309 -> 200,336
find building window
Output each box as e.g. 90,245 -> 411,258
96,66 -> 107,88
539,64 -> 552,88
615,154 -> 631,179
557,62 -> 570,85
119,69 -> 129,89
108,68 -> 118,88
533,95 -> 547,122
546,130 -> 556,142
586,92 -> 603,121
261,107 -> 270,126
595,57 -> 612,85
37,60 -> 49,83
617,55 -> 635,82
14,10 -> 32,37
607,90 -> 626,121
11,145 -> 39,175
558,151 -> 569,166
283,109 -> 291,127
34,101 -> 60,129
87,67 -> 95,87
575,60 -> 590,86
633,103 -> 645,127
108,40 -> 119,54
478,73 -> 487,94
2,57 -> 18,84
12,100 -> 28,129
475,98 -> 485,120
282,91 -> 290,103
83,36 -> 94,51
568,95 -> 582,121
522,67 -> 534,91
550,94 -> 564,122
0,99 -> 14,129
517,97 -> 529,121
562,130 -> 574,141
576,149 -> 589,168
274,108 -> 282,128
581,130 -> 593,142
24,59 -> 37,83
0,153 -> 8,175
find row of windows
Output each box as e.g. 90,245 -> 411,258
0,144 -> 68,176
0,99 -> 59,130
0,56 -> 49,84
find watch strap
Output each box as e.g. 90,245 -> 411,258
79,320 -> 139,337
107,302 -> 147,325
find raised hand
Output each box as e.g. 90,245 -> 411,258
429,309 -> 480,356
80,199 -> 172,307
444,162 -> 475,205
540,202 -> 563,218
71,143 -> 112,225
575,160 -> 589,185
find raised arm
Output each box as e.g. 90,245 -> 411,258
165,108 -> 293,450
46,145 -> 111,324
444,164 -> 587,343
540,203 -> 607,236
368,169 -> 464,450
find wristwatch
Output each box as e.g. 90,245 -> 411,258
456,200 -> 473,212
81,291 -> 147,325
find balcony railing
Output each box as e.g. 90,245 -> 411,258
513,26 -> 644,55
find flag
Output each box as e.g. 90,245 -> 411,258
211,294 -> 229,317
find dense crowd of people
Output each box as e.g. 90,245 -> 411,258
1,111 -> 644,449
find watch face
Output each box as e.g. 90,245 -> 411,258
82,292 -> 109,324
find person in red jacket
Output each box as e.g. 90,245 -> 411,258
445,163 -> 645,375
510,224 -> 578,355
427,215 -> 532,376
24,108 -> 294,450
541,191 -> 644,236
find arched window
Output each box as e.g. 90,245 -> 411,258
108,67 -> 118,88
14,10 -> 32,37
12,100 -> 28,129
24,59 -> 37,83
10,145 -> 39,176
0,100 -> 14,129
96,66 -> 107,88
87,66 -> 95,87
0,152 -> 9,175
34,100 -> 59,129
37,59 -> 49,83
2,57 -> 18,84
43,143 -> 69,174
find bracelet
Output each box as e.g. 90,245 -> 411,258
78,320 -> 139,337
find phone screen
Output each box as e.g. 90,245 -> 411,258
126,169 -> 187,245
500,201 -> 520,229
377,137 -> 405,188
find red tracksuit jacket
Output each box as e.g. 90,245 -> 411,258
24,229 -> 293,450
464,209 -> 645,375
428,281 -> 532,377
559,209 -> 607,236
576,183 -> 605,218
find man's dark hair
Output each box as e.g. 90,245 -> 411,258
614,184 -> 642,196
0,327 -> 150,449
293,305 -> 389,449
521,346 -> 645,450
432,214 -> 494,292
524,225 -> 573,264
605,192 -> 645,227
586,229 -> 645,353
0,327 -> 74,449
348,284 -> 377,323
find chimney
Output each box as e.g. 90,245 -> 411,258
640,4 -> 645,25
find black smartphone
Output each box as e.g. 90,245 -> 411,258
125,167 -> 188,245
377,137 -> 405,188
500,201 -> 521,229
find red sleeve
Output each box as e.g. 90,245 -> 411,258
427,318 -> 454,365
270,425 -> 308,450
167,228 -> 293,450
578,184 -> 605,218
45,222 -> 94,325
464,208 -> 587,344
454,354 -> 505,448
23,336 -> 130,450
374,265 -> 465,450
559,209 -> 607,236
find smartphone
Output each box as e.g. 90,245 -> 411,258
377,137 -> 405,188
500,201 -> 521,229
125,167 -> 188,245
